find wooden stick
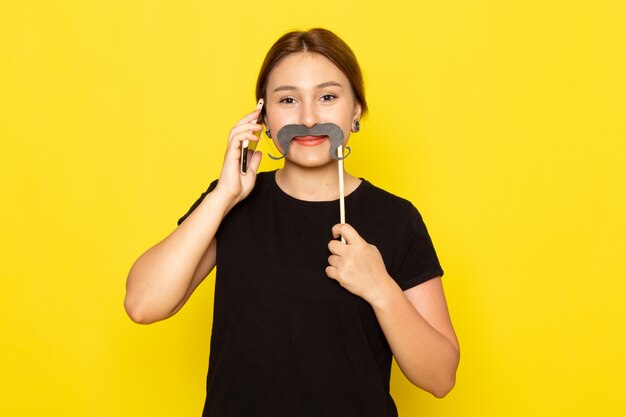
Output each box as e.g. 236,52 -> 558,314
338,145 -> 346,243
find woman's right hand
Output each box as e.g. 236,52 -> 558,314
214,107 -> 264,207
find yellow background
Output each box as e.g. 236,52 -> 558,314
1,1 -> 624,416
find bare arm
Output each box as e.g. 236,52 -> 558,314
371,277 -> 459,398
327,224 -> 459,398
124,107 -> 264,324
124,194 -> 228,324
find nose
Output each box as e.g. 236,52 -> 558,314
298,100 -> 319,128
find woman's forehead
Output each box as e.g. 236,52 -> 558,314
266,52 -> 349,91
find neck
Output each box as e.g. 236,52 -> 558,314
276,160 -> 360,202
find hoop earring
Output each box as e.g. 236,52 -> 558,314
266,130 -> 272,138
352,120 -> 360,133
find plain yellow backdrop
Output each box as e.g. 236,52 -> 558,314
1,1 -> 624,416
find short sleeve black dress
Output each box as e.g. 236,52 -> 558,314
178,170 -> 443,417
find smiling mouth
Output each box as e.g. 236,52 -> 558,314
293,135 -> 328,146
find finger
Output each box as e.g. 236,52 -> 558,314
231,121 -> 263,135
233,108 -> 262,128
325,265 -> 338,280
327,254 -> 341,267
228,122 -> 263,144
226,131 -> 260,155
331,223 -> 365,245
247,150 -> 263,174
328,240 -> 347,256
233,128 -> 262,145
223,132 -> 260,166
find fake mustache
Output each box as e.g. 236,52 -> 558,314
269,123 -> 351,160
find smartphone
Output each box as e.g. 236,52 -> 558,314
240,98 -> 265,174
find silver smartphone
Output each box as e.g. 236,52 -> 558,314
240,98 -> 265,174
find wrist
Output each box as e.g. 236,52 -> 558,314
368,274 -> 403,311
213,183 -> 240,207
210,185 -> 239,214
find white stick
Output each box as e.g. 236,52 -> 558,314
338,145 -> 346,243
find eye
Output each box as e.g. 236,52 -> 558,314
321,94 -> 337,102
279,97 -> 296,104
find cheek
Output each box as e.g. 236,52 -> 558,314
265,110 -> 294,132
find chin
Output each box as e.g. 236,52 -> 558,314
286,154 -> 336,169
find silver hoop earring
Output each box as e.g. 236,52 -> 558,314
352,120 -> 360,133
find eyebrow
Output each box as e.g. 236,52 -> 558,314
272,81 -> 343,93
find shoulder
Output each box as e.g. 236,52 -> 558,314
357,179 -> 421,219
351,181 -> 443,284
348,179 -> 428,247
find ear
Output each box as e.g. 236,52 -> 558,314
352,102 -> 362,120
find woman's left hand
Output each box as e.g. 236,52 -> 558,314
326,223 -> 395,305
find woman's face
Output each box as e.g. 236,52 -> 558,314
264,52 -> 361,167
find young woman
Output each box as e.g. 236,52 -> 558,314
125,28 -> 459,417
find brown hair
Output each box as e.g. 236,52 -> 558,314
256,28 -> 367,121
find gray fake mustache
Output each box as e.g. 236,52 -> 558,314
269,123 -> 351,160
